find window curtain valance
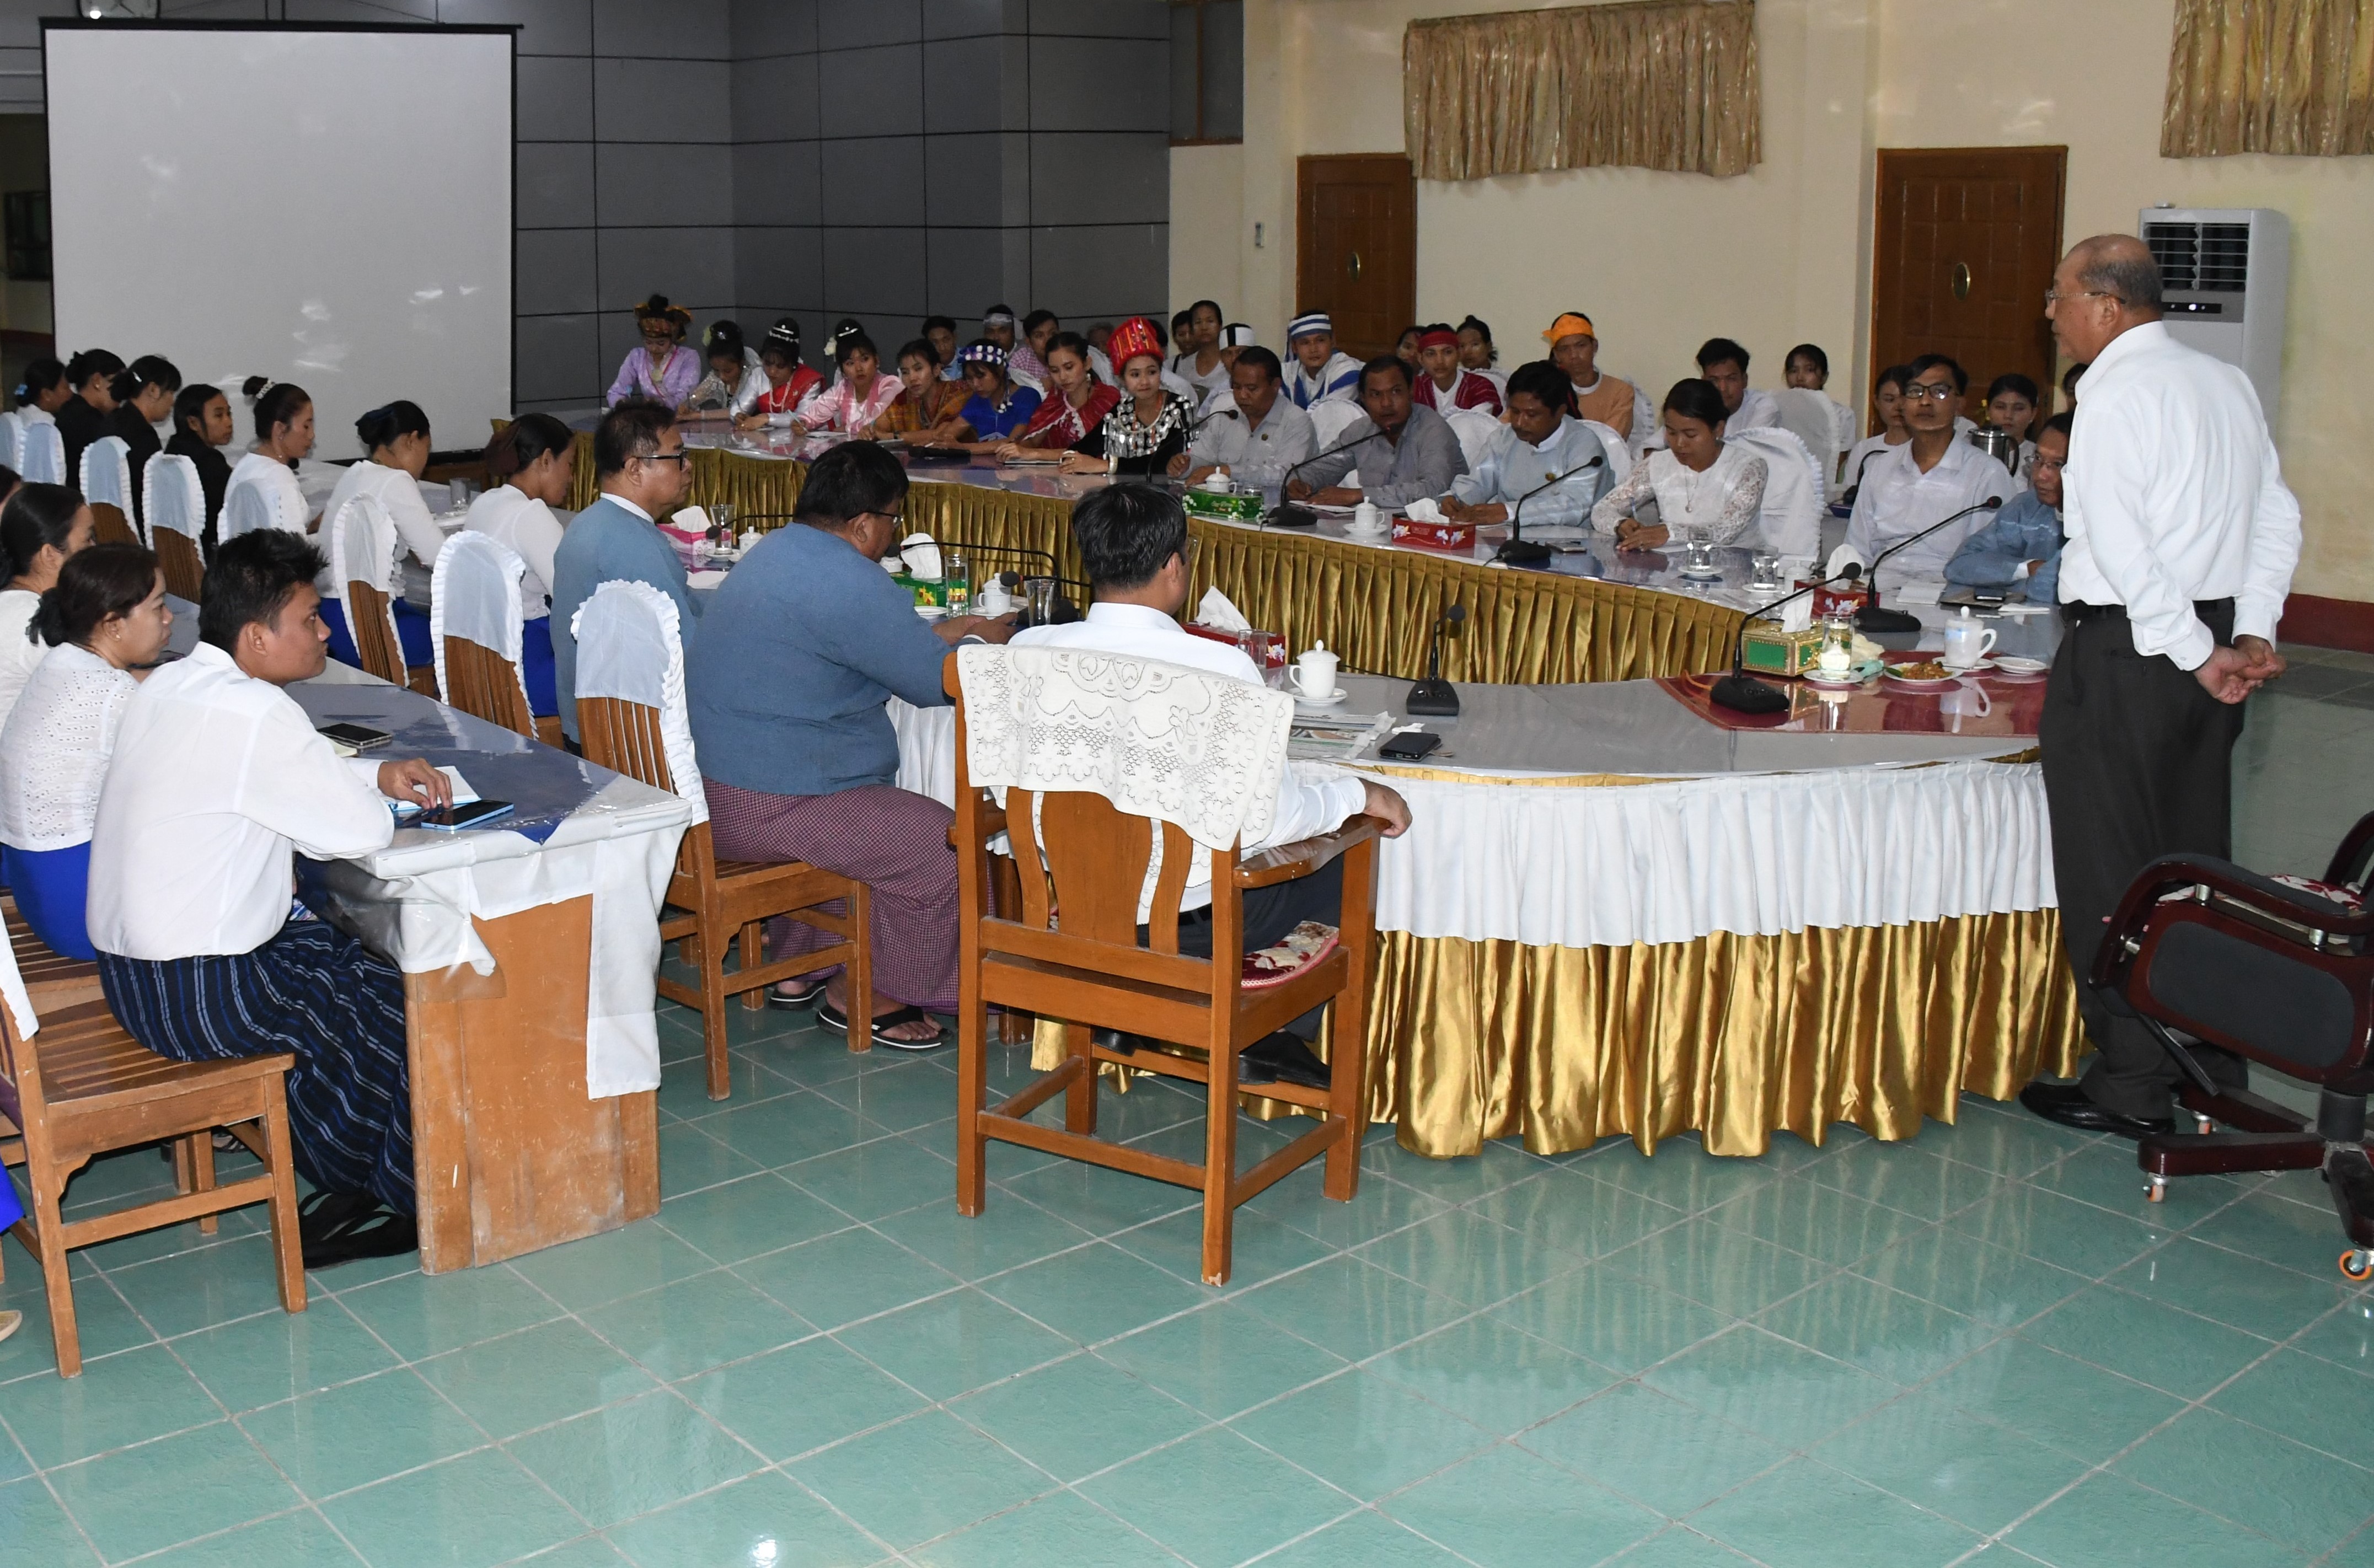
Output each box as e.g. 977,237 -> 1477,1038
1402,0 -> 1760,181
2162,0 -> 2374,156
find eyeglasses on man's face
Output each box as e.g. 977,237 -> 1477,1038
2043,288 -> 2119,308
1907,383 -> 1959,402
634,450 -> 690,465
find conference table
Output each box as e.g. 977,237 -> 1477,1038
162,608 -> 694,1270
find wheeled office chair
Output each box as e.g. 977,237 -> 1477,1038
2093,813 -> 2374,1280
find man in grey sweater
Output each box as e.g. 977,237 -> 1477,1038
1285,356 -> 1469,509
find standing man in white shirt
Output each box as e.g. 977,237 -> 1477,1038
88,529 -> 452,1260
1840,354 -> 2016,579
2020,234 -> 2301,1138
1011,485 -> 1410,1087
1184,348 -> 1316,492
1695,338 -> 1780,431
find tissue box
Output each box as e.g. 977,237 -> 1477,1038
1184,487 -> 1262,522
1391,516 -> 1477,554
1740,623 -> 1826,676
1807,577 -> 1871,617
891,573 -> 952,611
1184,621 -> 1285,673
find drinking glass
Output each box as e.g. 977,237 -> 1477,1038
1024,576 -> 1058,626
1751,550 -> 1781,590
710,502 -> 736,543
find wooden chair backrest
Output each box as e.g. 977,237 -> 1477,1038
90,502 -> 138,548
577,693 -> 714,882
346,579 -> 407,686
155,528 -> 204,602
443,636 -> 535,740
0,992 -> 41,1154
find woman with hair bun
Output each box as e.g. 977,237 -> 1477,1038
108,355 -> 181,525
165,383 -> 235,552
465,412 -> 576,718
226,380 -> 318,539
1589,378 -> 1769,549
0,542 -> 172,960
0,482 -> 95,725
317,399 -> 440,670
733,318 -> 825,428
56,348 -> 125,481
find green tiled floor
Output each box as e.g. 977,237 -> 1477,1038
6,648 -> 2374,1566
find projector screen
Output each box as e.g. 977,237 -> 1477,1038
45,23 -> 512,460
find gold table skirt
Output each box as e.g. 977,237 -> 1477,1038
571,440 -> 1747,685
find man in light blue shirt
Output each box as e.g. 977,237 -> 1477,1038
549,400 -> 698,743
1947,412 -> 2069,605
1442,360 -> 1615,529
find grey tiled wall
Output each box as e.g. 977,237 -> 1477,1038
0,0 -> 1170,411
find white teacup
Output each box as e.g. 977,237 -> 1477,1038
1351,501 -> 1383,534
1289,648 -> 1340,699
1941,620 -> 1998,669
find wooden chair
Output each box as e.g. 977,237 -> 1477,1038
331,496 -> 437,696
0,948 -> 306,1376
5,899 -> 103,1013
571,580 -> 873,1100
90,502 -> 138,548
431,531 -> 560,746
143,454 -> 208,602
945,651 -> 1382,1285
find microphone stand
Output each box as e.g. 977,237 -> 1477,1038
1710,565 -> 1866,715
1267,428 -> 1379,530
1496,452 -> 1606,567
1839,446 -> 1885,507
1406,603 -> 1467,716
1851,496 -> 2005,633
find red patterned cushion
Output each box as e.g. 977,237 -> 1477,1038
1242,921 -> 1339,990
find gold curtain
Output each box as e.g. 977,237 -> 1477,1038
2163,0 -> 2374,156
1403,0 -> 1761,182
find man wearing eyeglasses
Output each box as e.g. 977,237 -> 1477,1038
550,398 -> 701,747
2021,233 -> 2300,1139
1839,352 -> 2014,579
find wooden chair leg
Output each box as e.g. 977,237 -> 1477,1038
31,1166 -> 79,1377
1202,1020 -> 1241,1287
956,959 -> 988,1218
738,920 -> 765,1012
260,1091 -> 307,1315
699,911 -> 731,1102
843,884 -> 873,1054
1323,995 -> 1364,1202
191,1131 -> 219,1236
1063,1022 -> 1098,1134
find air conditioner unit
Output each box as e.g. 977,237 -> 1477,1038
2139,206 -> 2289,430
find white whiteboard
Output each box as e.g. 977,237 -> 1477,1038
45,24 -> 512,460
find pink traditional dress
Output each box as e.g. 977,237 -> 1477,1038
795,373 -> 902,434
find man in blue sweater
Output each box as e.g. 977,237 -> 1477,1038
685,442 -> 1012,1048
550,399 -> 697,743
1947,412 -> 2070,605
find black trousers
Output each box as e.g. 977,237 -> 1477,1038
2038,599 -> 2247,1119
1167,857 -> 1344,1040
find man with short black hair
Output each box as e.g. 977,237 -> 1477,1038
1695,337 -> 1779,431
923,314 -> 962,380
549,398 -> 698,743
1185,347 -> 1315,490
89,529 -> 453,1264
1284,314 -> 1363,409
1286,357 -> 1469,508
1841,352 -> 2012,577
1011,485 -> 1410,1086
1443,359 -> 1614,524
685,443 -> 1012,1049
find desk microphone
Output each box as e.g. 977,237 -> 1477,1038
1710,564 -> 1866,715
1839,447 -> 1886,507
1406,603 -> 1467,716
1497,453 -> 1606,567
1850,496 -> 2005,633
1268,429 -> 1379,530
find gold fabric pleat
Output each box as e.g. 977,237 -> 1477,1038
1403,1 -> 1762,182
2163,0 -> 2374,156
1365,911 -> 2085,1158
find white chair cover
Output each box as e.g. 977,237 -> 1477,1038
0,891 -> 35,1046
1773,388 -> 1842,488
1726,426 -> 1826,559
1440,406 -> 1501,472
1581,418 -> 1633,490
143,454 -> 205,545
0,411 -> 22,474
81,435 -> 135,520
1306,399 -> 1364,449
18,421 -> 62,485
571,579 -> 706,825
221,472 -> 300,541
328,493 -> 403,669
430,531 -> 531,718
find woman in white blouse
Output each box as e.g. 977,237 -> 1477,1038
0,543 -> 172,960
224,382 -> 317,538
322,400 -> 445,571
0,481 -> 92,728
465,412 -> 574,719
1590,379 -> 1770,550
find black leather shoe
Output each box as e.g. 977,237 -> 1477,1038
1242,1031 -> 1332,1091
2018,1081 -> 2173,1139
1091,1027 -> 1137,1057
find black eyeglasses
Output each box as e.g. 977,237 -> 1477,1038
634,451 -> 691,465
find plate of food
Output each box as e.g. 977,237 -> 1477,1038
1883,658 -> 1963,688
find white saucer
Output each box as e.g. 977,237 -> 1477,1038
1679,563 -> 1726,580
1800,670 -> 1867,690
1292,689 -> 1348,709
1993,655 -> 2049,676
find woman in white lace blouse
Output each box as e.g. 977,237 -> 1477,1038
0,542 -> 173,959
1590,379 -> 1769,549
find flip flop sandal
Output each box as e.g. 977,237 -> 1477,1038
816,997 -> 948,1052
302,1206 -> 420,1271
765,978 -> 827,1009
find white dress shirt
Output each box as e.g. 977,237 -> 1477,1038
1453,416 -> 1615,527
1285,351 -> 1365,410
1187,397 -> 1317,491
1009,603 -> 1368,919
0,588 -> 45,729
1728,387 -> 1781,431
1842,434 -> 2016,578
0,643 -> 132,851
325,458 -> 444,571
226,450 -> 312,534
87,642 -> 394,961
466,483 -> 567,610
2059,321 -> 2300,667
1841,433 -> 1909,493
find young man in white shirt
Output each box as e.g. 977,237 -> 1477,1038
1695,337 -> 1780,432
1011,485 -> 1411,1086
88,529 -> 451,1263
2022,235 -> 2301,1139
1840,353 -> 2015,579
1283,313 -> 1363,410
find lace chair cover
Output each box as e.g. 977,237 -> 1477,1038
18,421 -> 62,485
328,493 -> 403,670
79,436 -> 134,516
1440,406 -> 1501,472
571,579 -> 707,825
1581,418 -> 1632,489
1725,425 -> 1826,559
1306,399 -> 1364,449
143,455 -> 205,543
0,412 -> 21,472
955,645 -> 1292,854
430,530 -> 530,716
221,474 -> 296,541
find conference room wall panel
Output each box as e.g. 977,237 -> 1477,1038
730,53 -> 822,142
515,53 -> 595,140
598,142 -> 735,230
517,228 -> 600,317
733,141 -> 822,226
594,227 -> 735,315
438,0 -> 590,54
1030,223 -> 1170,320
818,44 -> 925,136
1030,0 -> 1171,40
819,136 -> 927,228
924,230 -> 1014,324
733,225 -> 824,315
285,0 -> 436,22
821,225 -> 929,317
592,0 -> 726,60
518,141 -> 597,230
1025,37 -> 1172,134
923,133 -> 1027,228
921,35 -> 1011,135
591,57 -> 731,143
1030,131 -> 1168,227
817,0 -> 920,52
515,312 -> 600,408
729,0 -> 816,58
926,0 -> 1023,42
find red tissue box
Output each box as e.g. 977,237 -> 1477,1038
1391,516 -> 1477,554
1183,621 -> 1286,672
1807,577 -> 1872,617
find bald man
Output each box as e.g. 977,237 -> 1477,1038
2021,234 -> 2301,1139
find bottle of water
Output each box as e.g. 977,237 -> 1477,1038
945,549 -> 970,617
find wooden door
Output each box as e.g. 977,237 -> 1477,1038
1869,147 -> 2066,428
1296,155 -> 1415,361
